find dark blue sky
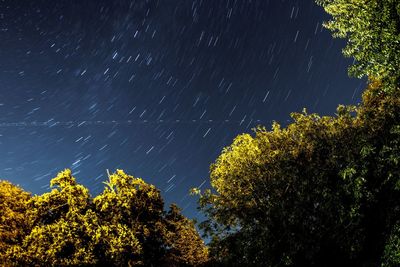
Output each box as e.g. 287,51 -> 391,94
0,0 -> 364,219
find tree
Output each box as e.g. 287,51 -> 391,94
195,81 -> 400,266
382,223 -> 400,267
93,169 -> 165,266
0,181 -> 31,264
6,169 -> 103,266
2,169 -> 208,266
316,0 -> 400,88
193,0 -> 400,265
164,204 -> 209,266
93,170 -> 208,266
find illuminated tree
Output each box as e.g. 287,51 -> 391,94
196,82 -> 400,266
6,169 -> 104,266
2,169 -> 208,266
164,204 -> 209,266
0,181 -> 31,264
93,169 -> 165,266
316,0 -> 400,88
194,1 -> 400,265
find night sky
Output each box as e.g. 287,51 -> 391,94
0,0 -> 364,219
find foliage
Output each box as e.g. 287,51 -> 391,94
0,181 -> 31,265
193,0 -> 400,265
93,170 -> 163,266
315,0 -> 400,88
0,169 -> 208,266
164,204 -> 209,266
382,223 -> 400,267
195,81 -> 400,266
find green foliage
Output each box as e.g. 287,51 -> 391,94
382,224 -> 400,267
0,169 -> 208,266
196,82 -> 400,266
316,0 -> 400,88
193,0 -> 400,264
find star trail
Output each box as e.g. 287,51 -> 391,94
0,0 -> 365,219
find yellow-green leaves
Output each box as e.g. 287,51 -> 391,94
164,204 -> 209,266
317,0 -> 400,89
1,170 -> 208,266
0,181 -> 31,265
197,81 -> 400,266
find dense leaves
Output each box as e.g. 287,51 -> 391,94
164,204 -> 209,266
196,81 -> 400,266
316,0 -> 400,88
193,0 -> 400,265
0,181 -> 31,265
0,169 -> 208,266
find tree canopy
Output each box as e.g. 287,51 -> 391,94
0,180 -> 31,265
196,81 -> 400,266
0,169 -> 208,266
316,0 -> 400,88
193,0 -> 400,265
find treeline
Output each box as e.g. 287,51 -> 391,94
0,170 -> 208,266
1,0 -> 400,266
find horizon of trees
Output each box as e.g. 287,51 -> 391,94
0,169 -> 208,266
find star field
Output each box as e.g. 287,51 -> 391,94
0,0 -> 364,219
